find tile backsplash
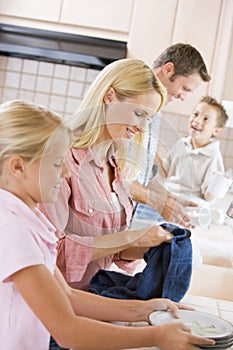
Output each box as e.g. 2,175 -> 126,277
0,55 -> 99,117
0,55 -> 232,174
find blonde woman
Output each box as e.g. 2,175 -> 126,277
41,58 -> 174,295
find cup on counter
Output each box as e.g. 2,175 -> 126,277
186,206 -> 211,227
206,171 -> 232,199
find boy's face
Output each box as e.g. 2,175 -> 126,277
188,102 -> 222,145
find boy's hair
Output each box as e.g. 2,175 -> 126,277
200,95 -> 229,127
153,43 -> 211,82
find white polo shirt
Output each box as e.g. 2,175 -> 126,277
162,136 -> 224,199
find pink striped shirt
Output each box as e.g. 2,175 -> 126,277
41,146 -> 137,290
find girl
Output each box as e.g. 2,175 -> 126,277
0,100 -> 215,350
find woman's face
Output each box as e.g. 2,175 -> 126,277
102,88 -> 162,145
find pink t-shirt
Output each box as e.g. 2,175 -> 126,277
0,189 -> 57,350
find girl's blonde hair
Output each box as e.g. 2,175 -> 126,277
0,100 -> 71,164
68,58 -> 167,180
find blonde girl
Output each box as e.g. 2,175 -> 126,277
0,100 -> 214,350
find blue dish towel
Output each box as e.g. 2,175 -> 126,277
89,223 -> 192,302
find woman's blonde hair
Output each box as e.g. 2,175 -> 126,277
0,100 -> 72,164
68,58 -> 167,179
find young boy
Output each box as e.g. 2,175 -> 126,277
157,95 -> 229,203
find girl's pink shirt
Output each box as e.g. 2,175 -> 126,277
0,189 -> 57,350
40,147 -> 138,290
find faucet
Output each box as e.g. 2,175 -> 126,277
226,200 -> 233,218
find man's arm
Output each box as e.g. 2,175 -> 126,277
131,179 -> 193,227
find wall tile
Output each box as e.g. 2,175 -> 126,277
38,61 -> 54,76
226,140 -> 233,157
0,70 -> 6,87
2,87 -> 19,101
86,68 -> 99,82
70,66 -> 86,81
22,59 -> 38,74
65,97 -> 82,114
5,71 -> 21,88
51,78 -> 68,95
36,76 -> 52,93
49,95 -> 66,114
7,57 -> 22,71
18,89 -> 34,101
0,56 -> 7,69
54,64 -> 70,79
20,74 -> 36,91
34,92 -> 50,106
67,81 -> 84,98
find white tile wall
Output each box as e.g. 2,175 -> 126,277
0,55 -> 98,118
0,55 -> 232,171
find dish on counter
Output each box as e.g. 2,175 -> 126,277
148,310 -> 233,339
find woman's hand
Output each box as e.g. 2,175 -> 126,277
133,225 -> 173,248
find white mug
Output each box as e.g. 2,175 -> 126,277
186,206 -> 211,227
206,171 -> 232,199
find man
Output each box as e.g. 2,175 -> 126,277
130,43 -> 211,228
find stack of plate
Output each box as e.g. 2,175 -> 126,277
149,310 -> 233,350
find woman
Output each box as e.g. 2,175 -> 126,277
41,58 -> 173,291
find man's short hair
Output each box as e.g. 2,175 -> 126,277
153,43 -> 211,82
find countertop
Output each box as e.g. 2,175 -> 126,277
120,294 -> 233,350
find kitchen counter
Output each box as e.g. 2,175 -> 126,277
121,294 -> 233,350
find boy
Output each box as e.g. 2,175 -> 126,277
157,96 -> 229,202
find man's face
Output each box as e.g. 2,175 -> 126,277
156,63 -> 203,104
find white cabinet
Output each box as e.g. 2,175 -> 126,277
128,0 -> 178,65
165,0 -> 222,115
0,0 -> 62,22
60,0 -> 134,33
0,0 -> 134,40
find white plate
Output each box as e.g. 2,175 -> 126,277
149,310 -> 233,339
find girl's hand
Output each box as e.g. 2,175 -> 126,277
155,322 -> 215,350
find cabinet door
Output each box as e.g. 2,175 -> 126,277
209,0 -> 233,101
163,0 -> 222,115
0,0 -> 62,22
127,0 -> 178,65
61,0 -> 134,33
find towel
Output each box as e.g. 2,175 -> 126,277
89,223 -> 192,302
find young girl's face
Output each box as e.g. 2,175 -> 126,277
102,90 -> 161,146
25,130 -> 70,207
188,102 -> 222,145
